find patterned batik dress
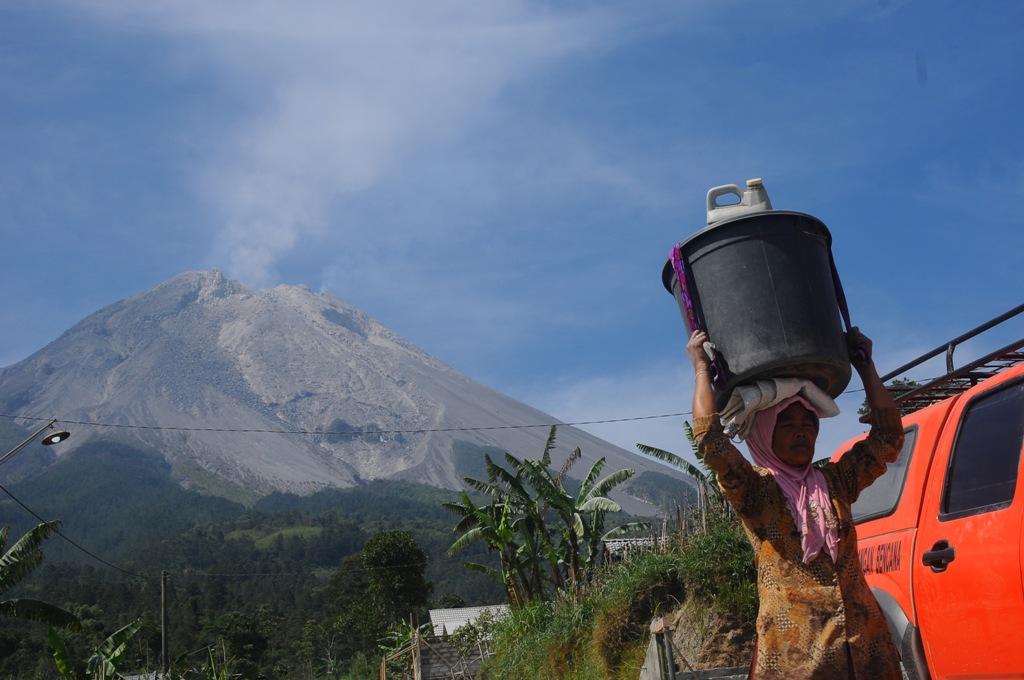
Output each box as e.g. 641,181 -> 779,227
693,407 -> 905,680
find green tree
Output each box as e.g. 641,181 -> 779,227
324,554 -> 380,662
361,530 -> 431,626
0,521 -> 78,629
859,377 -> 921,415
321,532 -> 432,666
199,608 -> 276,677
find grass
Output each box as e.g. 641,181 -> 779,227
225,524 -> 324,549
481,515 -> 756,680
483,552 -> 685,680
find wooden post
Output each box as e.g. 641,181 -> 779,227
412,615 -> 422,680
680,495 -> 688,538
160,570 -> 168,677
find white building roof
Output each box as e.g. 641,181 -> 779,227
428,604 -> 509,637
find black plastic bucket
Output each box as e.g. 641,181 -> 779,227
662,210 -> 852,408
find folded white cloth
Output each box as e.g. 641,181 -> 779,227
722,378 -> 839,440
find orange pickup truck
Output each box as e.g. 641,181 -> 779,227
830,305 -> 1024,680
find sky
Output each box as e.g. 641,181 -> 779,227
2,1 -> 1022,463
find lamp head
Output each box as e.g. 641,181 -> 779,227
41,431 -> 70,446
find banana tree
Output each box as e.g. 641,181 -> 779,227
456,429 -> 569,598
443,492 -> 530,607
636,421 -> 723,507
448,425 -> 639,599
573,457 -> 638,579
49,619 -> 141,680
490,450 -> 565,594
0,521 -> 78,629
509,437 -> 635,590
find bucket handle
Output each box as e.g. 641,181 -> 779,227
707,184 -> 744,212
670,244 -> 723,386
829,251 -> 866,364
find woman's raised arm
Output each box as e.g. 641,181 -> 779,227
827,328 -> 905,503
688,330 -> 717,422
686,331 -> 759,514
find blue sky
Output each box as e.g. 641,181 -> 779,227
2,1 -> 1022,460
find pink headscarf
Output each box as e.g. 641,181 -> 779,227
746,395 -> 839,564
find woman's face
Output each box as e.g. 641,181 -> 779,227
772,402 -> 819,467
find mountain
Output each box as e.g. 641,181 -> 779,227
0,270 -> 687,512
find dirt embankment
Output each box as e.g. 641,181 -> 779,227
665,599 -> 755,672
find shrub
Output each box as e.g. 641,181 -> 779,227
677,517 -> 757,623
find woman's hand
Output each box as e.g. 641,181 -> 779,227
847,326 -> 874,375
686,330 -> 712,373
849,326 -> 898,413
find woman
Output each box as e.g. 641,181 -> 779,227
687,327 -> 903,679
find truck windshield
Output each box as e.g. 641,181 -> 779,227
852,427 -> 918,523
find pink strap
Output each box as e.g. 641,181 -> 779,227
670,245 -> 699,333
670,245 -> 722,386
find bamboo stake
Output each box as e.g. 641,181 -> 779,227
700,484 -> 707,534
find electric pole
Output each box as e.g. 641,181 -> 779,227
161,570 -> 169,677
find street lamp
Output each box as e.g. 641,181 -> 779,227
0,419 -> 71,467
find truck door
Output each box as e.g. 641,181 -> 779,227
913,377 -> 1024,677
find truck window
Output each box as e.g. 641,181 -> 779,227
943,380 -> 1024,519
852,427 -> 917,522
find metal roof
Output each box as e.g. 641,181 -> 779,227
428,604 -> 509,637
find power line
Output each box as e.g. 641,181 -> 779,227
0,481 -> 147,581
0,377 -> 894,437
0,411 -> 694,436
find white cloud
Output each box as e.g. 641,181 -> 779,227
64,1 -> 620,284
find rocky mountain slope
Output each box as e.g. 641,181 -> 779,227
0,270 -> 685,511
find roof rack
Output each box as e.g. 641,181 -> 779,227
877,303 -> 1024,416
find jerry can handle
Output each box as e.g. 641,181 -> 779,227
707,184 -> 744,213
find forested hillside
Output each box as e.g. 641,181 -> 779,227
0,437 -> 506,677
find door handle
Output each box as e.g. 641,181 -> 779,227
922,540 -> 956,573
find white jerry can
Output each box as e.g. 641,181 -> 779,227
706,177 -> 773,224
